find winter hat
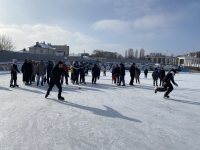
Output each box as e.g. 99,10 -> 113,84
132,63 -> 136,65
12,59 -> 17,63
57,61 -> 63,65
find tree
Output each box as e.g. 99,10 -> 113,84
0,34 -> 17,51
125,50 -> 128,58
139,49 -> 145,59
128,48 -> 134,59
135,49 -> 138,59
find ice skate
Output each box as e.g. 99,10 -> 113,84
45,93 -> 49,98
58,95 -> 65,101
10,84 -> 14,88
163,95 -> 170,99
154,87 -> 158,93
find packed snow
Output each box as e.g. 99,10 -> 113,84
0,71 -> 200,150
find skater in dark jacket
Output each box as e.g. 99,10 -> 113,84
60,61 -> 69,85
159,67 -> 165,86
21,59 -> 27,83
129,63 -> 136,85
23,57 -> 33,85
79,62 -> 86,84
73,62 -> 80,84
92,64 -> 98,84
45,61 -> 68,100
10,59 -> 20,87
46,61 -> 53,85
144,68 -> 148,78
155,69 -> 180,98
152,68 -> 159,86
114,64 -> 120,84
135,66 -> 140,84
118,63 -> 125,86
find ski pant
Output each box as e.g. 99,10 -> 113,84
10,73 -> 17,85
144,73 -> 148,78
61,75 -> 68,84
73,73 -> 79,83
37,75 -> 44,85
136,77 -> 140,83
80,73 -> 85,83
32,74 -> 36,82
47,79 -> 62,96
160,78 -> 164,86
153,80 -> 158,86
47,76 -> 50,85
119,75 -> 125,85
112,73 -> 116,83
157,82 -> 173,96
71,73 -> 74,81
25,73 -> 32,84
115,75 -> 119,84
130,76 -> 135,85
92,75 -> 97,83
103,71 -> 106,76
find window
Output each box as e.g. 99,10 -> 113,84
40,50 -> 43,53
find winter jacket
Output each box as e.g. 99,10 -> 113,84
70,66 -> 73,73
11,63 -> 20,74
152,70 -> 159,80
92,66 -> 99,77
37,63 -> 46,75
162,69 -> 177,85
50,65 -> 68,82
103,68 -> 106,72
114,67 -> 120,76
32,64 -> 37,75
159,70 -> 165,80
80,65 -> 85,74
129,65 -> 135,78
112,67 -> 115,74
62,64 -> 68,75
120,65 -> 125,76
73,65 -> 80,75
22,62 -> 33,75
135,68 -> 140,79
47,63 -> 53,77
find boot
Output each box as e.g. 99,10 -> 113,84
163,92 -> 170,99
10,84 -> 14,88
58,95 -> 65,101
154,87 -> 158,93
45,93 -> 49,98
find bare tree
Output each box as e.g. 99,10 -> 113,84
139,49 -> 145,59
0,34 -> 17,51
128,48 -> 134,59
135,49 -> 138,59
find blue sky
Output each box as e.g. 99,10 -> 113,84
0,0 -> 200,56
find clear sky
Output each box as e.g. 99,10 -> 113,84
0,0 -> 200,56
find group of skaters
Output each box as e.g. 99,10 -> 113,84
10,58 -> 181,100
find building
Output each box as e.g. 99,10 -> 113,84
29,42 -> 56,55
145,56 -> 178,65
177,55 -> 200,67
48,44 -> 69,56
84,57 -> 106,63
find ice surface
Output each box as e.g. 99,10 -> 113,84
0,71 -> 200,150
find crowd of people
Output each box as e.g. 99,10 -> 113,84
9,57 -> 181,100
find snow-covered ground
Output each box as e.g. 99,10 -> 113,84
0,71 -> 200,150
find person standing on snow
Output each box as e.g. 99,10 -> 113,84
152,68 -> 159,86
159,67 -> 165,86
129,63 -> 136,85
61,61 -> 69,85
10,59 -> 20,87
112,65 -> 116,83
46,61 -> 53,85
24,57 -> 33,85
118,63 -> 125,86
73,62 -> 80,84
135,66 -> 140,84
144,68 -> 148,78
155,68 -> 181,98
21,59 -> 27,84
103,66 -> 106,76
70,64 -> 74,82
36,60 -> 46,86
79,62 -> 86,84
92,64 -> 98,84
45,61 -> 68,101
114,64 -> 120,84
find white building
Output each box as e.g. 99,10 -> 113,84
29,42 -> 56,55
177,55 -> 200,68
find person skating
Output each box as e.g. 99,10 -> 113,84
45,61 -> 68,100
129,63 -> 136,85
152,68 -> 159,86
118,63 -> 125,86
92,64 -> 98,84
135,66 -> 140,84
97,63 -> 101,80
155,68 -> 181,98
159,67 -> 165,86
114,64 -> 120,85
32,60 -> 37,82
61,61 -> 69,85
70,64 -> 74,82
23,57 -> 33,85
103,67 -> 106,76
144,68 -> 148,78
10,59 -> 20,87
79,62 -> 86,84
36,60 -> 46,86
46,61 -> 53,85
21,59 -> 27,84
73,62 -> 80,84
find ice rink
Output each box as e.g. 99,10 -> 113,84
0,71 -> 200,150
